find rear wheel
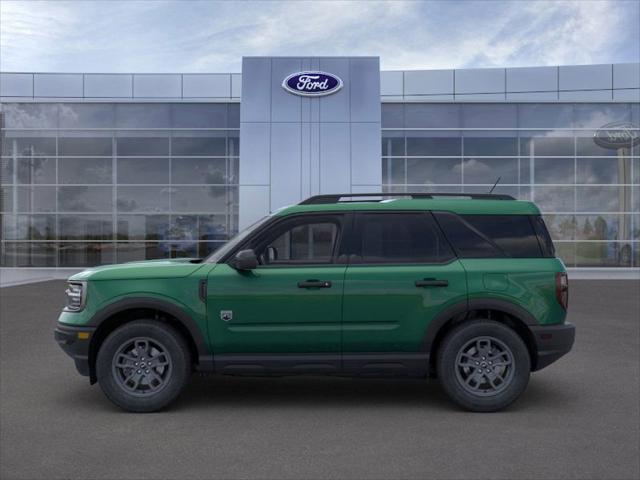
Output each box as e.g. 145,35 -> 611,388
96,320 -> 191,412
437,320 -> 530,412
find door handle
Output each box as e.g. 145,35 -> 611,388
415,278 -> 448,287
298,279 -> 332,289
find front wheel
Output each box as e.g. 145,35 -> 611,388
437,320 -> 530,412
96,320 -> 192,412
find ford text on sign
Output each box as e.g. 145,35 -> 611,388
282,71 -> 343,97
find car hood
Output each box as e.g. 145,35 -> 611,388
69,258 -> 207,281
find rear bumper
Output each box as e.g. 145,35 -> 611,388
530,322 -> 575,371
54,323 -> 96,377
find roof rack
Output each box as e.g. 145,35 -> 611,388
299,192 -> 515,205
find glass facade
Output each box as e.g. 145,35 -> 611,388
382,103 -> 640,268
0,103 -> 239,267
1,100 -> 638,269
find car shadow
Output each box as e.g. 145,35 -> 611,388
50,374 -> 578,414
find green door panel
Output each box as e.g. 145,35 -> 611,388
462,258 -> 567,325
207,264 -> 345,353
342,261 -> 468,352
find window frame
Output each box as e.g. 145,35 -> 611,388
349,211 -> 457,266
223,212 -> 350,268
433,212 -> 548,259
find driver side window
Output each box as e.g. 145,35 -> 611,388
259,221 -> 339,265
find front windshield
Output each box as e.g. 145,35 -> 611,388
204,215 -> 272,263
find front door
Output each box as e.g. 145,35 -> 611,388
341,212 -> 467,374
207,214 -> 348,373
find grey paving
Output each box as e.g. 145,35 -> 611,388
1,280 -> 639,480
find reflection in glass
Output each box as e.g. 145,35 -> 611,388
172,136 -> 226,156
381,133 -> 404,156
463,137 -> 517,156
117,158 -> 169,184
532,186 -> 575,212
116,137 -> 169,156
114,104 -> 171,128
406,158 -> 462,184
573,104 -> 631,128
58,104 -> 115,128
576,136 -> 627,157
406,136 -> 461,156
574,214 -> 630,240
520,136 -> 574,156
381,103 -> 403,128
117,215 -> 169,240
1,214 -> 56,240
462,104 -> 517,128
58,186 -> 112,212
462,158 -> 518,184
542,214 -> 576,240
576,186 -> 623,212
59,158 -> 112,184
58,137 -> 112,156
117,186 -> 170,213
59,242 -> 115,267
59,215 -> 112,240
16,157 -> 56,184
575,242 -> 632,267
577,157 -> 630,184
404,104 -> 461,128
116,242 -> 169,263
554,242 -> 576,267
2,137 -> 56,156
1,104 -> 59,129
16,186 -> 56,212
157,241 -> 198,258
170,104 -> 227,128
171,158 -> 226,184
171,186 -> 237,213
1,102 -> 242,267
382,158 -> 405,185
517,104 -> 573,129
0,186 -> 13,211
1,242 -> 57,267
534,158 -> 575,184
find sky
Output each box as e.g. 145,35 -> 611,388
0,0 -> 638,73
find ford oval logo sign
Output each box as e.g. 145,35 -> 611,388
282,71 -> 343,97
594,122 -> 639,149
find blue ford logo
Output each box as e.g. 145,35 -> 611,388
282,71 -> 343,97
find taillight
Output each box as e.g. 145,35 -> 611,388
556,272 -> 569,310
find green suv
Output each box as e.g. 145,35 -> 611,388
55,193 -> 575,412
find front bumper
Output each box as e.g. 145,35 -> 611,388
530,322 -> 575,371
54,323 -> 96,377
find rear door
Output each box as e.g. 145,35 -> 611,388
341,212 -> 467,371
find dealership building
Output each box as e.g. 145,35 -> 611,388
0,57 -> 639,279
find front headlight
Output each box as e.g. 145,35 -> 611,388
64,282 -> 86,312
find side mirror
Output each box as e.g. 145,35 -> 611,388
231,249 -> 258,271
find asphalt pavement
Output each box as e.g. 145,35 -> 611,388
1,280 -> 639,480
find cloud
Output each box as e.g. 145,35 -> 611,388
1,0 -> 638,73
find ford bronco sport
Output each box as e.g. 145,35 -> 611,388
55,193 -> 575,412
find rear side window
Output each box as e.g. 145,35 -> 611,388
353,213 -> 454,264
435,213 -> 543,258
531,215 -> 556,257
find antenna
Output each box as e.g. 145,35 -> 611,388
489,176 -> 501,194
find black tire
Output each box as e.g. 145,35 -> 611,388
96,320 -> 191,412
436,320 -> 530,412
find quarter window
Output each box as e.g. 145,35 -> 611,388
435,213 -> 544,258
